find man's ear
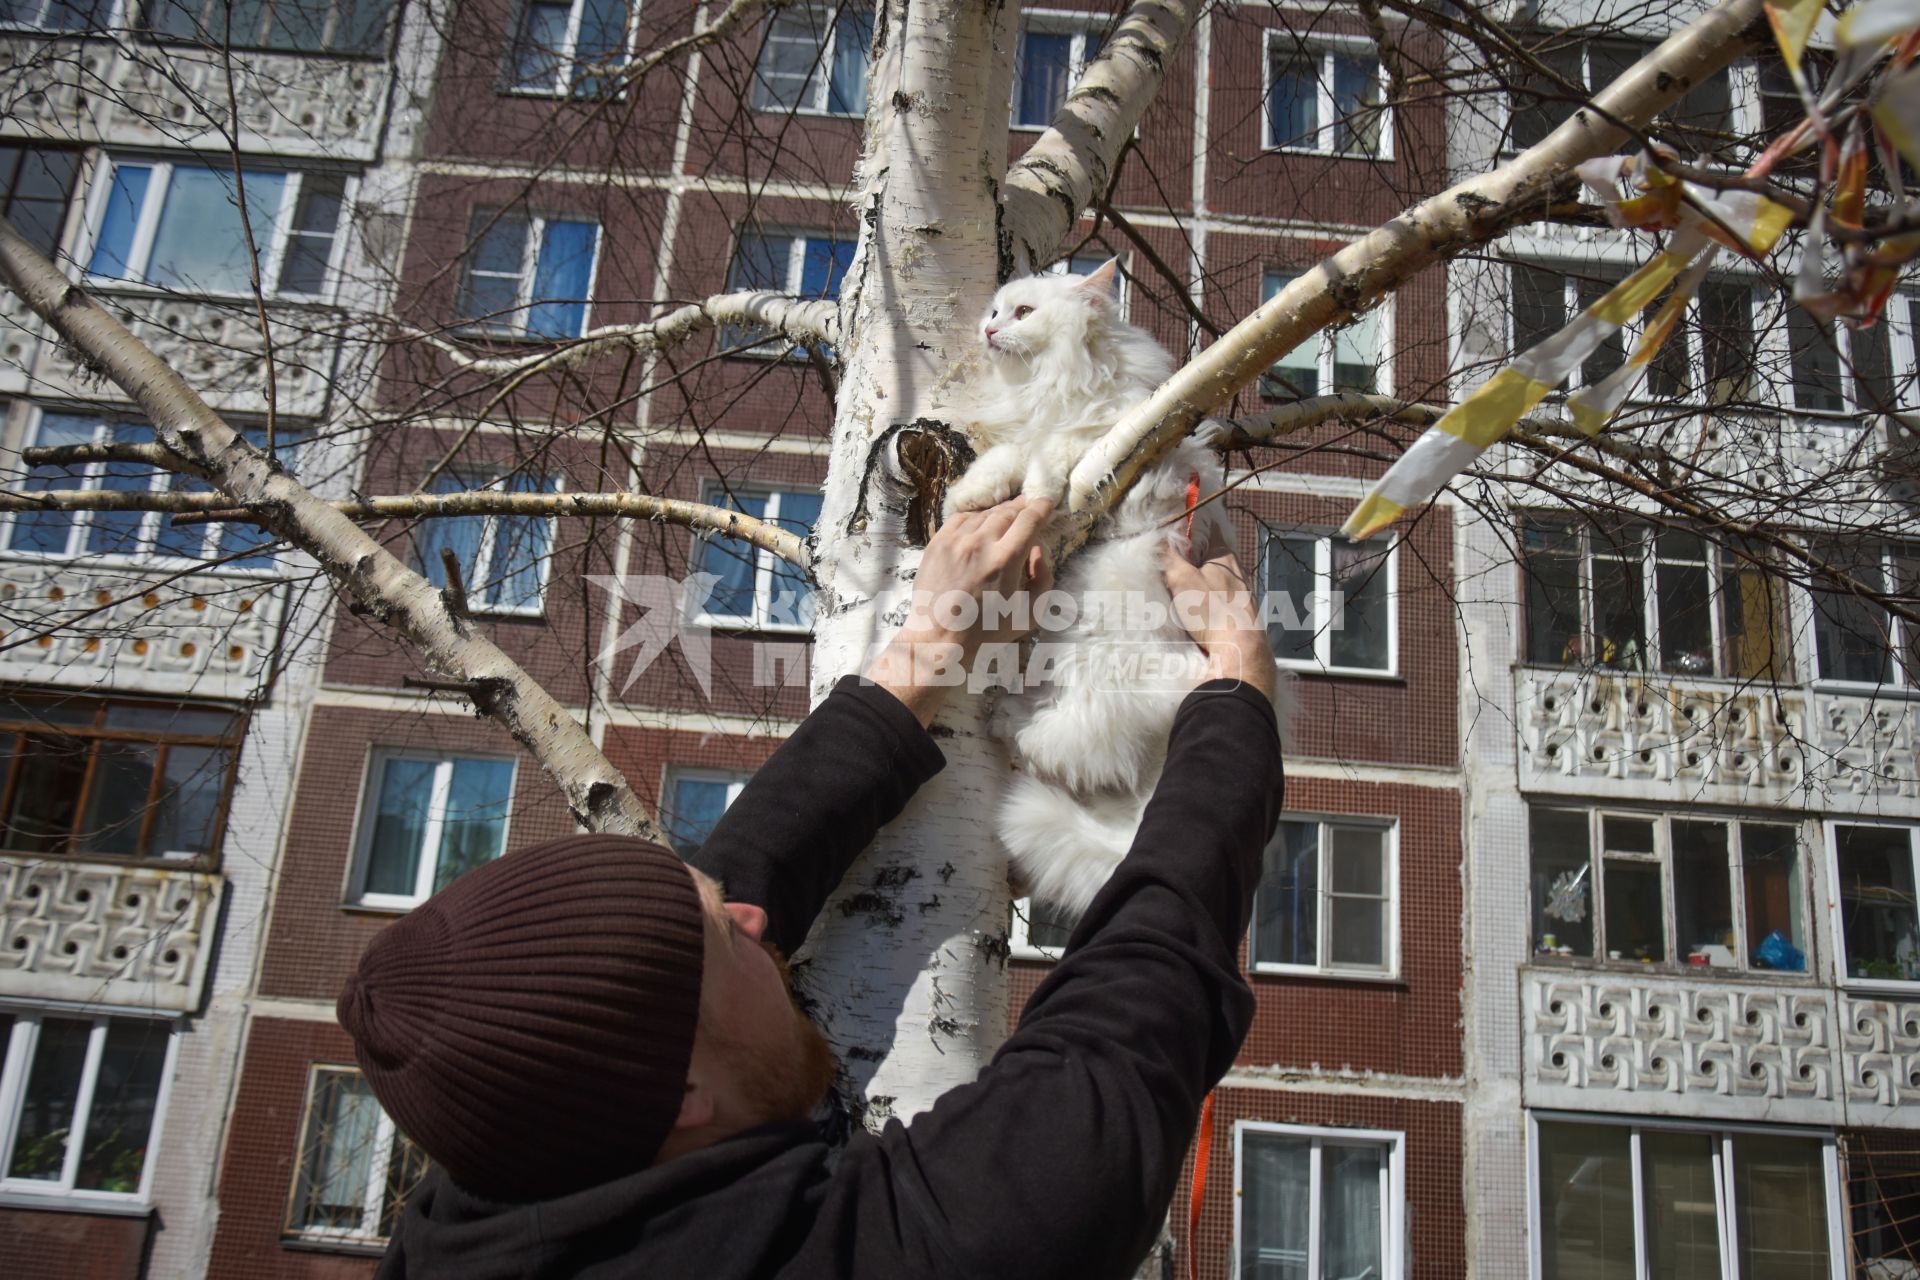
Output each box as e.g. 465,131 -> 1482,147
1076,256 -> 1122,301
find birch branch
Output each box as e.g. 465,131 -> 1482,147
1060,0 -> 1764,536
1001,0 -> 1201,273
1215,392 -> 1659,464
412,293 -> 841,377
0,219 -> 667,843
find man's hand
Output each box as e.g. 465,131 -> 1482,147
864,496 -> 1055,726
1163,547 -> 1278,702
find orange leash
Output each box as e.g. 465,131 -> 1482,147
1183,471 -> 1201,544
1187,1089 -> 1216,1280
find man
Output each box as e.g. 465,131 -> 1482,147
339,493 -> 1284,1279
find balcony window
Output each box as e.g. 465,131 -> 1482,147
1260,528 -> 1393,675
1528,807 -> 1808,972
1789,297 -> 1917,414
0,143 -> 82,259
1808,539 -> 1920,687
1251,818 -> 1396,975
1013,15 -> 1101,128
1510,261 -> 1635,392
1842,1130 -> 1920,1276
0,1012 -> 172,1200
1507,35 -> 1733,157
8,410 -> 300,568
411,469 -> 557,614
720,230 -> 852,357
454,207 -> 600,340
751,6 -> 872,116
505,0 -> 630,97
1519,515 -> 1784,679
1236,1121 -> 1404,1280
286,1066 -> 429,1244
84,157 -> 349,299
1535,1118 -> 1838,1280
2,0 -> 115,33
1832,824 -> 1920,984
691,484 -> 821,630
1261,270 -> 1386,398
1643,277 -> 1763,406
1264,34 -> 1388,158
144,0 -> 395,54
0,693 -> 243,862
661,767 -> 747,857
348,752 -> 515,909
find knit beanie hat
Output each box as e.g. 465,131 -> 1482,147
336,833 -> 707,1203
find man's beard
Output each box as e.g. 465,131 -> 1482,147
716,940 -> 839,1126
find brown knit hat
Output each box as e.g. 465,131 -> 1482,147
336,834 -> 706,1203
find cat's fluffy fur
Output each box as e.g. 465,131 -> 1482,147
945,260 -> 1240,918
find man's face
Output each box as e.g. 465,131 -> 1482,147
686,868 -> 838,1128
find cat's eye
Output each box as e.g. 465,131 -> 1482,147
1014,305 -> 1034,320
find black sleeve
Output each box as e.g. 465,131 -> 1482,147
689,675 -> 946,956
855,680 -> 1284,1280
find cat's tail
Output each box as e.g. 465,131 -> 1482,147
999,773 -> 1149,917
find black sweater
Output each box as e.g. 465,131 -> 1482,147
376,675 -> 1284,1280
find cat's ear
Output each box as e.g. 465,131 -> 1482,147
1076,257 -> 1123,302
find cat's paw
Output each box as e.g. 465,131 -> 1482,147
1191,416 -> 1236,449
1020,460 -> 1070,506
944,449 -> 1026,514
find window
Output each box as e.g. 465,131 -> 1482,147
1236,1121 -> 1404,1280
751,6 -> 872,116
412,470 -> 558,614
1,0 -> 115,33
1251,818 -> 1396,975
1789,297 -> 1917,414
0,144 -> 81,259
1808,539 -> 1920,687
454,208 -> 600,340
1261,528 -> 1394,674
8,410 -> 299,568
1261,270 -> 1384,397
286,1067 -> 428,1245
1010,896 -> 1077,960
1519,516 -> 1785,679
1842,1130 -> 1920,1276
1508,36 -> 1734,157
662,768 -> 747,857
83,157 -> 348,299
144,0 -> 394,54
1510,261 -> 1632,392
1013,15 -> 1102,128
1264,34 -> 1387,158
505,0 -> 629,97
0,693 -> 242,862
0,1012 -> 172,1200
721,230 -> 852,357
691,484 -> 821,630
1644,276 -> 1763,405
1534,1117 -> 1839,1280
349,753 -> 515,909
1528,808 -> 1809,972
1830,824 -> 1920,984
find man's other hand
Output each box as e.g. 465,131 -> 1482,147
1163,547 -> 1278,702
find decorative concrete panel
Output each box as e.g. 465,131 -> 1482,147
1840,994 -> 1920,1121
0,855 -> 222,1012
31,293 -> 337,419
0,286 -> 44,396
1523,968 -> 1842,1124
0,36 -> 390,160
0,561 -> 285,700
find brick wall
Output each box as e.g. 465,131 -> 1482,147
0,1206 -> 151,1279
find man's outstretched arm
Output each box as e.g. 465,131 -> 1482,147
690,497 -> 1055,955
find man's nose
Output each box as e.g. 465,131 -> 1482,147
725,901 -> 769,941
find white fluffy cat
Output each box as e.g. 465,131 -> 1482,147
944,259 -> 1240,920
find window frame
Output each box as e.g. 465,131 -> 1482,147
4,405 -> 299,573
0,142 -> 84,260
1787,292 -> 1920,416
282,1063 -> 428,1248
1260,29 -> 1393,160
1525,1111 -> 1847,1280
1232,1119 -> 1407,1280
660,765 -> 749,857
1806,538 -> 1920,691
345,750 -> 519,911
453,207 -> 603,341
501,0 -> 635,99
0,0 -> 122,34
0,1009 -> 178,1205
1249,814 -> 1400,979
1527,805 -> 1814,976
1259,268 -> 1392,400
719,228 -> 851,360
411,468 -> 563,617
1010,10 -> 1104,131
142,0 -> 397,56
689,482 -> 821,633
1826,821 -> 1920,992
1501,37 -> 1748,158
1258,526 -> 1398,677
1008,895 -> 1078,961
77,155 -> 352,304
749,4 -> 872,118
